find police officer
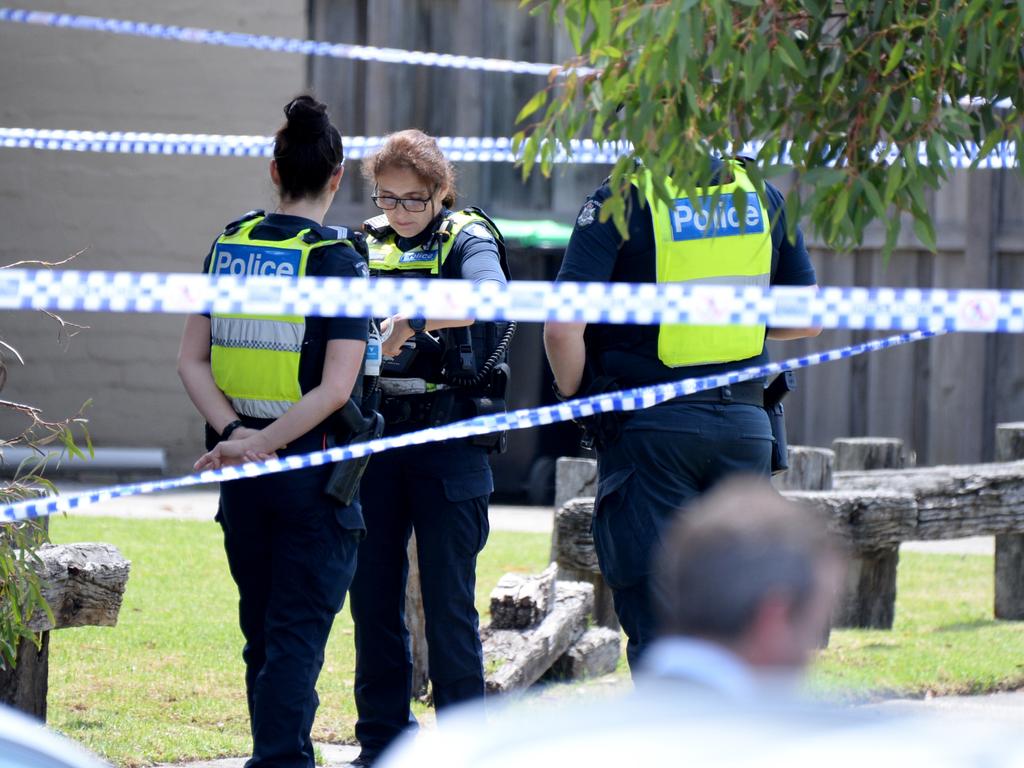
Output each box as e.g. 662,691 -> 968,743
178,95 -> 369,768
348,129 -> 512,767
543,158 -> 821,671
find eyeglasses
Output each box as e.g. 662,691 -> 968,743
371,195 -> 431,213
371,185 -> 437,213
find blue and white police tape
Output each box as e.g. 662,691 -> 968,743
0,128 -> 626,165
1,126 -> 1018,169
0,328 -> 943,523
1,268 -> 1022,333
0,8 -> 592,77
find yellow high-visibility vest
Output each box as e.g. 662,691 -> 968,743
208,214 -> 359,419
644,161 -> 772,367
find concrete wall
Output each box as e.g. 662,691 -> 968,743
0,1 -> 307,472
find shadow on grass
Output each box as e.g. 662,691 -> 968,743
933,619 -> 999,633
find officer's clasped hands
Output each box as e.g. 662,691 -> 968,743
193,430 -> 278,471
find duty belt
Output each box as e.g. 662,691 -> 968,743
663,380 -> 765,407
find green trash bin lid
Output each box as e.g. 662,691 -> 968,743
491,218 -> 574,249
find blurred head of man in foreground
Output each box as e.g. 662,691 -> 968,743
647,476 -> 845,690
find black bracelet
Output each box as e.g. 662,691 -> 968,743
220,419 -> 244,441
552,382 -> 574,402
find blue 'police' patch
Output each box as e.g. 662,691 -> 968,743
669,192 -> 764,241
212,244 -> 302,276
399,249 -> 439,264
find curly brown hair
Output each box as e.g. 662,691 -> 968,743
362,129 -> 457,208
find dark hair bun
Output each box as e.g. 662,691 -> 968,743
284,95 -> 330,142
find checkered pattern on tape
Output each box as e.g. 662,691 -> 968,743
0,329 -> 941,523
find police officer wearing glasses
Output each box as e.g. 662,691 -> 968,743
348,129 -> 512,767
543,158 -> 822,671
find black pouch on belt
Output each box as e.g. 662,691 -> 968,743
763,371 -> 797,475
325,400 -> 385,505
467,363 -> 511,454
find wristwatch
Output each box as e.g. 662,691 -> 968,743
407,317 -> 427,333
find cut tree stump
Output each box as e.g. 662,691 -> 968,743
994,423 -> 1024,620
772,446 -> 835,491
489,563 -> 557,630
0,542 -> 130,720
553,497 -> 619,630
482,581 -> 593,694
545,627 -> 621,681
832,437 -> 911,472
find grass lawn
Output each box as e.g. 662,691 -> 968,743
47,515 -> 1024,766
47,515 -> 551,767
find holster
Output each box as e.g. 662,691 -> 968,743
577,375 -> 626,452
763,371 -> 797,475
467,363 -> 511,454
325,399 -> 385,505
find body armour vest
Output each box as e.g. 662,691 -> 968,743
642,161 -> 772,367
208,212 -> 366,419
363,208 -> 512,387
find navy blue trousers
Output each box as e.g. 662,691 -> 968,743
592,402 -> 773,671
219,465 -> 360,768
349,440 -> 492,760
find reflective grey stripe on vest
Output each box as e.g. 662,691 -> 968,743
210,316 -> 304,354
674,273 -> 770,288
228,397 -> 291,420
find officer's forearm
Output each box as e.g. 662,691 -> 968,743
543,321 -> 587,397
177,315 -> 238,433
767,326 -> 823,340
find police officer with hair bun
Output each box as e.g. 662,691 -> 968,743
543,158 -> 822,672
178,95 -> 371,768
348,129 -> 512,767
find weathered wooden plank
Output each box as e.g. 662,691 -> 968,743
833,460 -> 1024,539
482,581 -> 593,694
489,563 -> 558,629
28,543 -> 130,632
545,627 -> 621,681
784,490 -> 918,550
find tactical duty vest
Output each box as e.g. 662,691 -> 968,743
363,208 -> 511,385
643,161 -> 772,367
208,211 -> 364,419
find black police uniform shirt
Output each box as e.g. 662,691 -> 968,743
557,170 -> 817,388
388,209 -> 508,285
201,213 -> 369,455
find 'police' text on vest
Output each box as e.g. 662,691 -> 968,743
213,244 -> 301,276
670,193 -> 765,241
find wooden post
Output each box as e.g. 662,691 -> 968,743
405,534 -> 429,699
994,423 -> 1024,620
772,446 -> 834,491
0,542 -> 129,719
551,459 -> 619,630
831,438 -> 908,629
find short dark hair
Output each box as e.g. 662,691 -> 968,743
273,94 -> 344,201
653,476 -> 840,641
